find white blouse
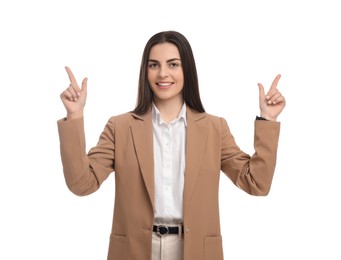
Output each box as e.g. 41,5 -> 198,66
152,103 -> 187,224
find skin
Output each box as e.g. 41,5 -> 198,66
60,66 -> 87,120
147,42 -> 185,123
61,47 -> 285,122
258,74 -> 286,121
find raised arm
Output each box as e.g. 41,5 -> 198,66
58,67 -> 114,196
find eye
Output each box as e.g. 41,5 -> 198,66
148,63 -> 159,69
169,62 -> 180,68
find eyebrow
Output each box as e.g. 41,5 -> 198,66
148,58 -> 181,63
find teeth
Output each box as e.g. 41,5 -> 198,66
157,82 -> 172,86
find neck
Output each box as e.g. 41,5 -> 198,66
154,98 -> 184,123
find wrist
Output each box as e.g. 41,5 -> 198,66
260,114 -> 277,122
256,116 -> 268,121
67,111 -> 83,120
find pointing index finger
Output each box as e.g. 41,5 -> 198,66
65,66 -> 78,84
270,74 -> 281,90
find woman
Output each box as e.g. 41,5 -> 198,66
58,31 -> 285,260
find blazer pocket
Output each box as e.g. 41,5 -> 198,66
204,236 -> 224,260
108,234 -> 129,260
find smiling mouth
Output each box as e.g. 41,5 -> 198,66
156,82 -> 174,89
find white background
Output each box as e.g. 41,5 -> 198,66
1,0 -> 340,259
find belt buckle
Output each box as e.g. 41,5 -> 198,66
157,225 -> 169,236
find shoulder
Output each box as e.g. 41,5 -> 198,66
106,110 -> 152,128
203,112 -> 223,122
107,112 -> 135,122
187,106 -> 220,122
200,111 -> 227,127
187,107 -> 228,133
103,112 -> 136,130
187,106 -> 227,124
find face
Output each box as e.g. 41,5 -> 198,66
147,42 -> 184,105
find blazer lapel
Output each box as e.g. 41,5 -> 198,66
130,111 -> 155,211
183,107 -> 208,215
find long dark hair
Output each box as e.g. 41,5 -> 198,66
132,31 -> 205,115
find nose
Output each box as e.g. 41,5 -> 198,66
158,65 -> 168,78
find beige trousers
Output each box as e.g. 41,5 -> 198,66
151,231 -> 184,260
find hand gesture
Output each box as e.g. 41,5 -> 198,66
258,74 -> 286,121
60,66 -> 88,120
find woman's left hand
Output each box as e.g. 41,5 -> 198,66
258,74 -> 286,121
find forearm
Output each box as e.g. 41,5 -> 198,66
57,117 -> 102,196
240,120 -> 281,195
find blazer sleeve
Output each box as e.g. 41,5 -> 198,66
220,118 -> 280,196
57,117 -> 115,196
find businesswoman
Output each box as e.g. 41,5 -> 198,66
58,31 -> 285,260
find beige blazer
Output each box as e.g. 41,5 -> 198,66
57,106 -> 280,260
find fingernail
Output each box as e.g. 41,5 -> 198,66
268,100 -> 272,104
77,92 -> 81,97
266,96 -> 270,100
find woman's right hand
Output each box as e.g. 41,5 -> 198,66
60,66 -> 88,120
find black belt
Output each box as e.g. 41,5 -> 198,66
153,225 -> 183,236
